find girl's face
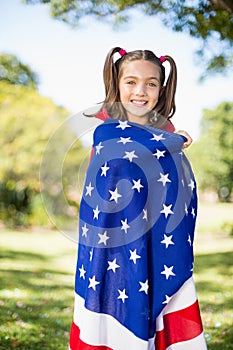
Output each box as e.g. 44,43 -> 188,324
118,60 -> 161,125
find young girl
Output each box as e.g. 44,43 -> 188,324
69,47 -> 207,350
92,47 -> 192,148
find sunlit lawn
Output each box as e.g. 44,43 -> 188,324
0,201 -> 233,349
193,201 -> 233,350
0,229 -> 77,350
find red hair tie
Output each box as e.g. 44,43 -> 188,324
159,56 -> 166,63
119,48 -> 127,57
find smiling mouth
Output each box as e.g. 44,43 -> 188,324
131,100 -> 148,106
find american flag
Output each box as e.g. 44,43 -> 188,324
69,119 -> 207,350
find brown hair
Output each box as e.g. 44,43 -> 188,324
90,47 -> 177,126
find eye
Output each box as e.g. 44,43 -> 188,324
148,82 -> 158,87
126,81 -> 136,85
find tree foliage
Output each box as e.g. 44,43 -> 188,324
187,101 -> 233,201
0,81 -> 67,187
0,53 -> 38,88
23,0 -> 233,78
0,80 -> 86,226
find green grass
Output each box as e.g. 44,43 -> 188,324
193,201 -> 233,350
0,201 -> 233,349
0,229 -> 77,350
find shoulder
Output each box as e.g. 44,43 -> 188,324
96,108 -> 110,121
162,120 -> 175,132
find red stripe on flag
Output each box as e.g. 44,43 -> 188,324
155,300 -> 203,349
70,321 -> 113,350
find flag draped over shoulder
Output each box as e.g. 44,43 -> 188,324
69,119 -> 207,350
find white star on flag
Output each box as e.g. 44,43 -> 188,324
85,182 -> 94,196
93,205 -> 100,219
118,289 -> 128,303
161,265 -> 176,280
96,142 -> 104,154
81,223 -> 89,237
121,218 -> 130,233
107,258 -> 120,273
188,179 -> 195,191
129,249 -> 141,264
132,179 -> 144,192
160,204 -> 174,218
98,231 -> 110,246
191,207 -> 196,218
79,264 -> 86,279
150,133 -> 165,141
123,150 -> 138,162
162,295 -> 172,304
88,275 -> 100,291
101,162 -> 110,176
161,234 -> 174,248
142,209 -> 148,221
157,173 -> 171,186
117,137 -> 133,144
185,203 -> 189,215
188,234 -> 192,246
89,249 -> 93,261
153,149 -> 166,159
109,187 -> 122,203
116,120 -> 131,130
139,280 -> 149,294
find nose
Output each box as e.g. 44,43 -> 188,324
135,84 -> 147,96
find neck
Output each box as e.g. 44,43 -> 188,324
127,114 -> 149,125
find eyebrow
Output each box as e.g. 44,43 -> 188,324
122,75 -> 160,82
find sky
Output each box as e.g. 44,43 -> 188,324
1,0 -> 232,140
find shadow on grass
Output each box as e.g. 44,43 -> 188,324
1,248 -> 73,290
1,247 -> 232,349
0,249 -> 49,262
195,250 -> 232,275
0,248 -> 74,349
194,251 -> 233,350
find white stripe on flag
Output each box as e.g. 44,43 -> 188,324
73,292 -> 155,350
72,277 -> 206,350
156,277 -> 197,331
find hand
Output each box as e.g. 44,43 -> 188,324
175,130 -> 193,148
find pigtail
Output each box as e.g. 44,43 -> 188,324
85,46 -> 126,120
103,47 -> 122,103
156,55 -> 177,119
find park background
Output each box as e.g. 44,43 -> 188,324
0,0 -> 232,349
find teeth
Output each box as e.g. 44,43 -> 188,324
132,100 -> 147,105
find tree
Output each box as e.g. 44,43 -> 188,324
187,101 -> 233,201
23,0 -> 233,78
0,80 -> 87,226
0,53 -> 38,88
